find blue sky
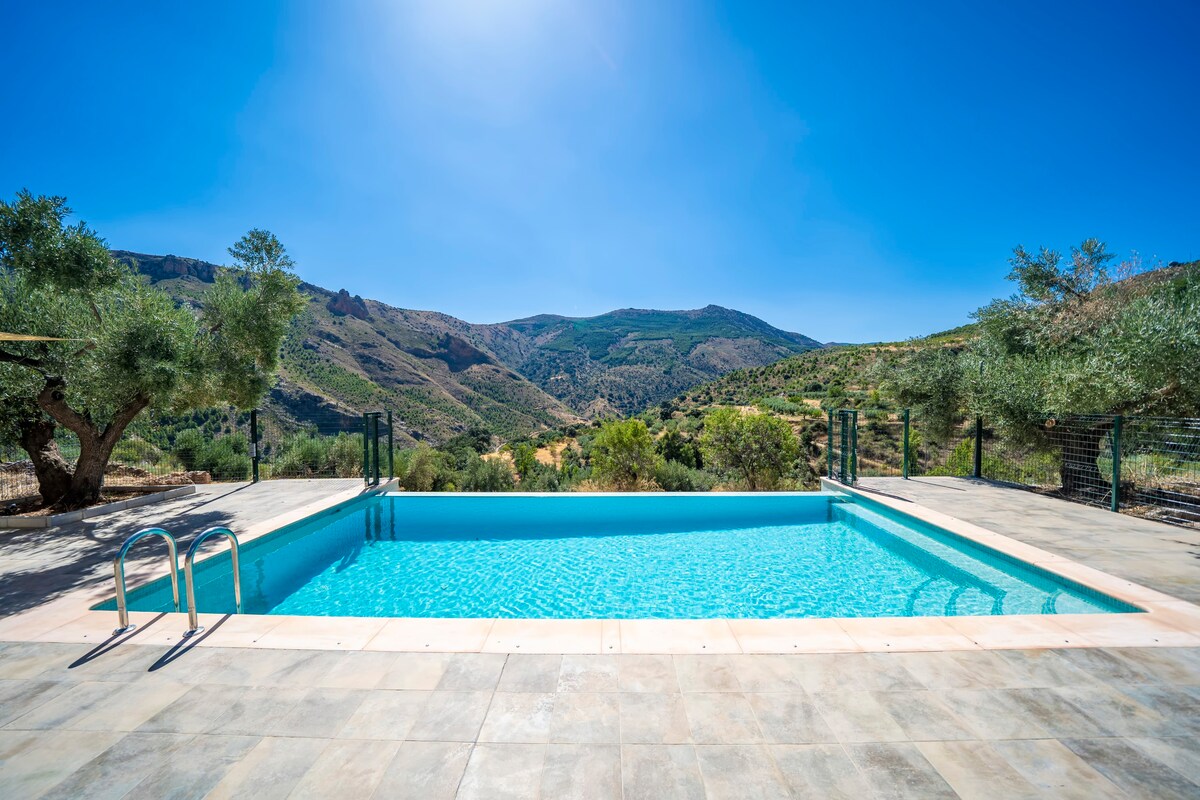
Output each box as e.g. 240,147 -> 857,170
2,1 -> 1197,342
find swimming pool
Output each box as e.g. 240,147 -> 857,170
100,492 -> 1137,620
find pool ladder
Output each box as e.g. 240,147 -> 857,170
112,526 -> 243,637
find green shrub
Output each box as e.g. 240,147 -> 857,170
461,455 -> 515,492
111,436 -> 165,467
654,460 -> 713,492
172,428 -> 250,480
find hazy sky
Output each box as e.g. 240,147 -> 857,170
3,1 -> 1197,342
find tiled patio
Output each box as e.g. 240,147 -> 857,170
2,641 -> 1200,798
2,477 -> 1199,797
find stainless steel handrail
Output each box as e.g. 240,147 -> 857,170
113,527 -> 180,634
183,526 -> 243,636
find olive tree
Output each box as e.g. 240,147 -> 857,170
700,407 -> 800,490
591,418 -> 657,490
0,191 -> 305,509
885,240 -> 1200,494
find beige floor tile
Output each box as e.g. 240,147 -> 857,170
478,692 -> 555,743
205,736 -> 330,800
457,742 -> 546,800
288,738 -> 400,799
540,743 -> 622,799
372,740 -> 473,800
1052,613 -> 1200,647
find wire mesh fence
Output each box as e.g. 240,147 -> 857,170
1,404 -> 395,503
828,409 -> 1200,529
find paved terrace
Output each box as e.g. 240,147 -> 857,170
2,642 -> 1199,798
0,478 -> 1198,797
856,477 -> 1200,605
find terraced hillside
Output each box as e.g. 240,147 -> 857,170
492,306 -> 824,414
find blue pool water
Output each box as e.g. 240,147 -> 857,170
100,493 -> 1137,619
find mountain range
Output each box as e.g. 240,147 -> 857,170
115,251 -> 824,445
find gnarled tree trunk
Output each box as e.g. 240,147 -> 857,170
1050,418 -> 1111,498
32,378 -> 150,510
17,418 -> 72,505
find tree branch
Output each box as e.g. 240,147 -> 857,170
101,393 -> 151,449
35,378 -> 98,440
0,347 -> 44,369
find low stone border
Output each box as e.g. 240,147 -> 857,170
0,485 -> 197,530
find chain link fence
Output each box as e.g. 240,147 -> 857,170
828,409 -> 1200,529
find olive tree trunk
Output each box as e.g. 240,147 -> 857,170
1051,418 -> 1111,498
18,418 -> 73,505
31,378 -> 150,510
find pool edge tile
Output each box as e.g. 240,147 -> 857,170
618,620 -> 741,654
728,619 -> 862,654
364,618 -> 495,653
482,619 -> 603,654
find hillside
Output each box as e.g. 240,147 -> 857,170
667,260 -> 1198,418
671,326 -> 972,415
115,251 -> 823,443
488,306 -> 823,414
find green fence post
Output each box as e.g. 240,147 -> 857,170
839,411 -> 849,482
250,409 -> 260,483
387,410 -> 394,481
902,409 -> 910,479
850,410 -> 858,484
372,415 -> 381,486
362,412 -> 369,486
826,409 -> 834,479
1111,415 -> 1122,513
973,416 -> 983,478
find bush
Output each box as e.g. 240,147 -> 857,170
701,408 -> 800,491
396,445 -> 441,491
328,433 -> 363,477
111,436 -> 166,467
653,460 -> 713,492
591,419 -> 658,490
758,396 -> 802,415
271,432 -> 363,478
172,428 -> 251,480
461,455 -> 515,492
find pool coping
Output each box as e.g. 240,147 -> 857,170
2,483 -> 1199,655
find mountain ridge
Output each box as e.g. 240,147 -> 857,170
113,250 -> 825,441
